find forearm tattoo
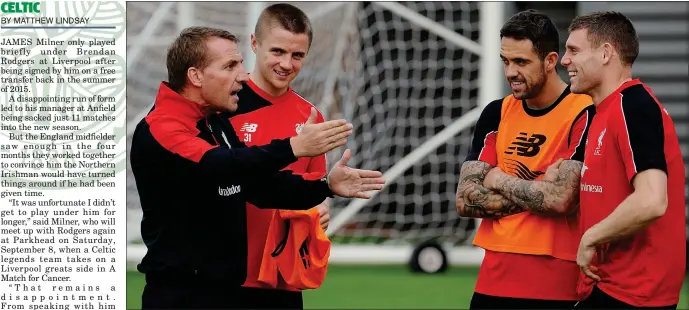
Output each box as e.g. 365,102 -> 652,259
495,160 -> 582,214
457,161 -> 525,218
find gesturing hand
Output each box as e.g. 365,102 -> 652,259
290,107 -> 353,158
327,149 -> 385,199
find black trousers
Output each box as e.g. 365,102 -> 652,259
470,292 -> 578,309
239,286 -> 303,309
141,280 -> 243,309
141,281 -> 303,310
575,286 -> 677,309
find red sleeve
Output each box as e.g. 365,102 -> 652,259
565,105 -> 595,162
477,132 -> 498,166
305,112 -> 328,180
615,86 -> 668,183
465,99 -> 502,167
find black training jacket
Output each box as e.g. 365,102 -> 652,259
129,82 -> 333,285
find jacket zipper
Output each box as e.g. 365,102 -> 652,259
206,117 -> 232,148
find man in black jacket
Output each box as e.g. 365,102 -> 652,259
129,26 -> 385,310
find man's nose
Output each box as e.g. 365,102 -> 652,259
279,57 -> 293,71
237,71 -> 249,82
505,65 -> 518,79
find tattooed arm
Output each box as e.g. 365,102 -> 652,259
481,105 -> 594,215
483,160 -> 582,215
456,161 -> 526,218
456,99 -> 526,218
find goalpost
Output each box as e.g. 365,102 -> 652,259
125,2 -> 505,267
288,2 -> 505,265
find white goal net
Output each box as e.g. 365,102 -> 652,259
126,1 -> 503,266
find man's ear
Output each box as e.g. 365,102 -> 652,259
544,51 -> 559,72
601,42 -> 614,65
187,67 -> 203,87
251,33 -> 258,54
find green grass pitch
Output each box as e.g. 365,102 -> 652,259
127,265 -> 689,309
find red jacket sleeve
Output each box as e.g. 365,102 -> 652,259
148,115 -> 298,181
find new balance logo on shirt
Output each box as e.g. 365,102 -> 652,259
218,185 -> 241,196
504,132 -> 547,157
241,123 -> 258,132
503,158 -> 544,180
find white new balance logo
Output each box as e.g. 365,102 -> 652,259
241,123 -> 258,133
218,185 -> 241,196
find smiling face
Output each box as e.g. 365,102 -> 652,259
561,28 -> 604,95
500,37 -> 548,100
251,26 -> 310,96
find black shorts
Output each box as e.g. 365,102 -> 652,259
470,292 -> 578,309
575,286 -> 677,309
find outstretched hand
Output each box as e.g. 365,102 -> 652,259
327,149 -> 385,199
290,108 -> 352,158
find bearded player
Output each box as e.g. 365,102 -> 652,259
456,10 -> 595,308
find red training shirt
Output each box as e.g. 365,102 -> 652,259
228,79 -> 327,292
578,79 -> 686,307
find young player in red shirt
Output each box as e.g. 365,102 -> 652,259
561,11 -> 686,308
224,4 -> 329,309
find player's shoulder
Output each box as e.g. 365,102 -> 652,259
619,82 -> 661,113
485,97 -> 509,112
564,93 -> 595,120
499,94 -> 517,106
290,89 -> 325,119
610,81 -> 666,129
235,82 -> 273,115
145,108 -> 195,134
564,90 -> 594,110
477,98 -> 506,122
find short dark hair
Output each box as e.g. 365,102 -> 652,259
167,26 -> 238,92
568,11 -> 639,67
255,3 -> 313,48
500,9 -> 560,60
